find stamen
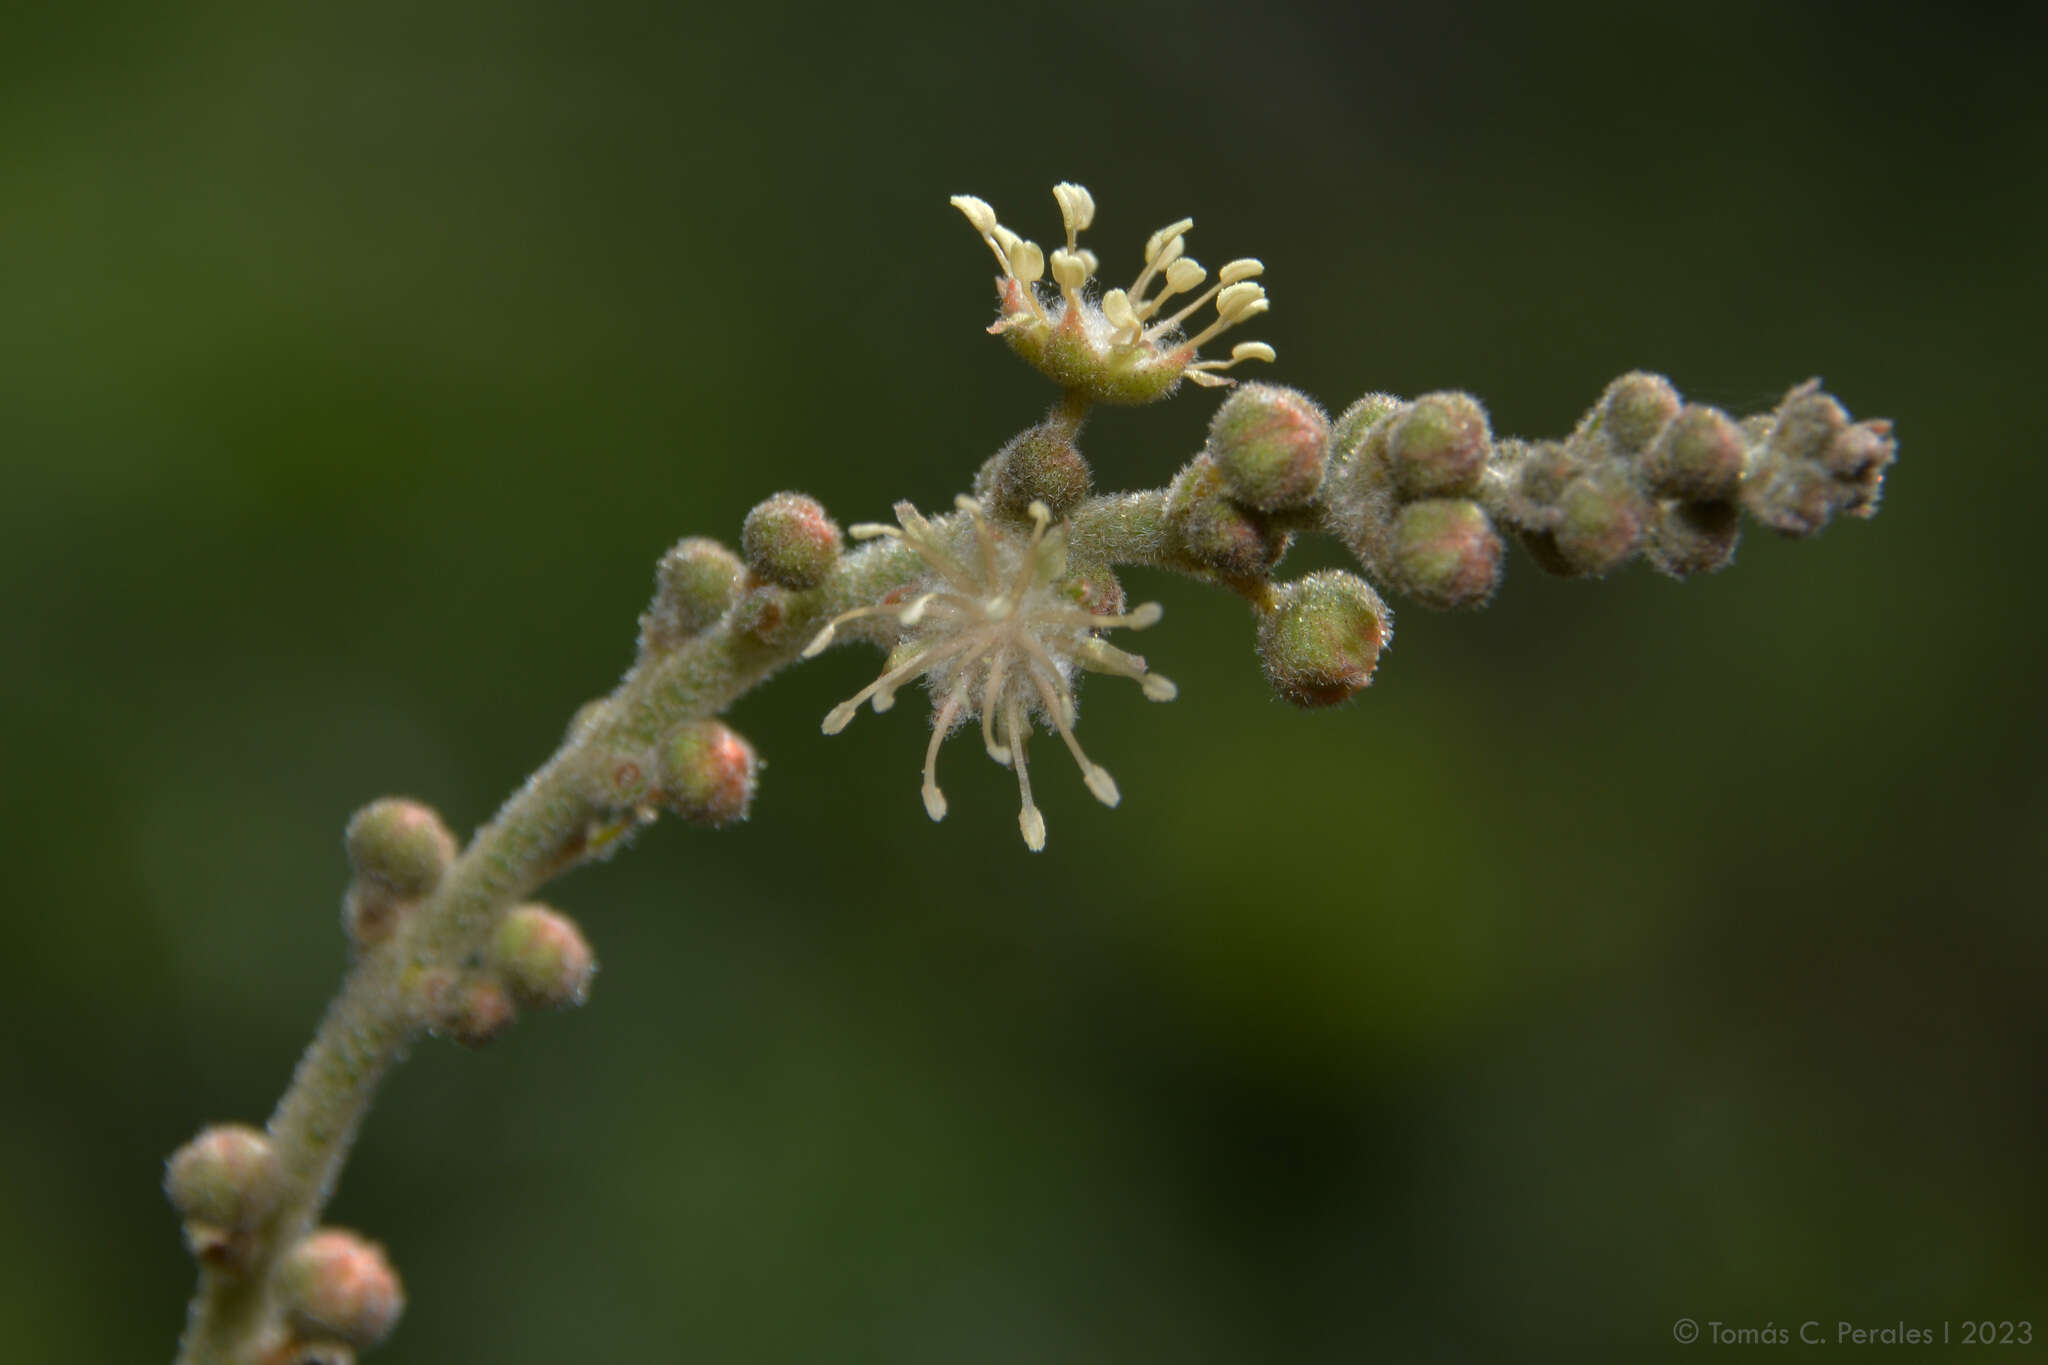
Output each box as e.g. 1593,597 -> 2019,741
847,522 -> 902,540
1152,275 -> 1267,343
1101,288 -> 1141,345
1006,238 -> 1045,284
1187,341 -> 1278,386
1136,257 -> 1208,322
1006,501 -> 1053,606
1090,601 -> 1163,630
1007,695 -> 1045,851
1027,668 -> 1120,808
802,602 -> 902,658
1182,290 -> 1268,353
982,646 -> 1012,764
1053,182 -> 1095,247
1050,249 -> 1089,311
923,677 -> 969,822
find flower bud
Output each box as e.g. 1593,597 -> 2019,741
1387,499 -> 1505,609
1767,382 -> 1847,463
641,537 -> 743,653
341,883 -> 405,949
441,975 -> 517,1048
1257,570 -> 1393,707
1741,450 -> 1837,536
280,1229 -> 405,1350
1387,391 -> 1490,499
1328,393 -> 1405,465
1824,418 -> 1894,485
741,492 -> 842,590
1165,454 -> 1290,578
1552,473 -> 1647,575
492,904 -> 595,1010
1510,439 -> 1579,512
1597,371 -> 1681,453
656,719 -> 759,826
974,421 -> 1094,522
1641,404 -> 1745,501
344,799 -> 455,900
1646,499 -> 1741,578
165,1124 -> 281,1237
1205,382 -> 1330,510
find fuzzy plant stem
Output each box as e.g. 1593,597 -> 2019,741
169,179 -> 1896,1364
173,536 -> 926,1363
173,493 -> 1226,1362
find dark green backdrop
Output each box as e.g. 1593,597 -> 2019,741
5,2 -> 2041,1360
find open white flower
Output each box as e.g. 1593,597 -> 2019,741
807,496 -> 1176,850
950,182 -> 1276,404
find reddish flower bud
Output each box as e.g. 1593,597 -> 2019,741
165,1124 -> 281,1243
1387,498 -> 1505,609
444,977 -> 516,1048
280,1229 -> 405,1350
974,421 -> 1094,522
1597,371 -> 1681,453
741,492 -> 842,590
1257,570 -> 1393,707
493,904 -> 595,1010
344,798 -> 455,900
1205,382 -> 1330,510
1642,404 -> 1746,501
657,720 -> 759,826
1166,454 -> 1290,577
1388,391 -> 1490,499
1552,473 -> 1648,576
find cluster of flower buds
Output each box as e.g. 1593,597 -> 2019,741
1326,391 -> 1508,609
952,183 -> 1276,403
406,899 -> 595,1047
340,798 -> 457,949
1494,373 -> 1894,579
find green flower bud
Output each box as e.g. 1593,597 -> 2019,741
974,421 -> 1093,522
1642,404 -> 1745,501
1165,454 -> 1290,578
280,1229 -> 405,1350
1387,498 -> 1505,609
1388,391 -> 1490,499
344,798 -> 455,900
641,537 -> 743,654
1552,472 -> 1647,576
492,904 -> 595,1010
1205,382 -> 1330,510
1646,499 -> 1741,578
741,492 -> 842,590
165,1124 -> 281,1239
1328,393 -> 1405,466
657,720 -> 759,826
1257,570 -> 1393,708
1597,371 -> 1681,453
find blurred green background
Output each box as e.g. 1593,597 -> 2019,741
4,1 -> 2042,1360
